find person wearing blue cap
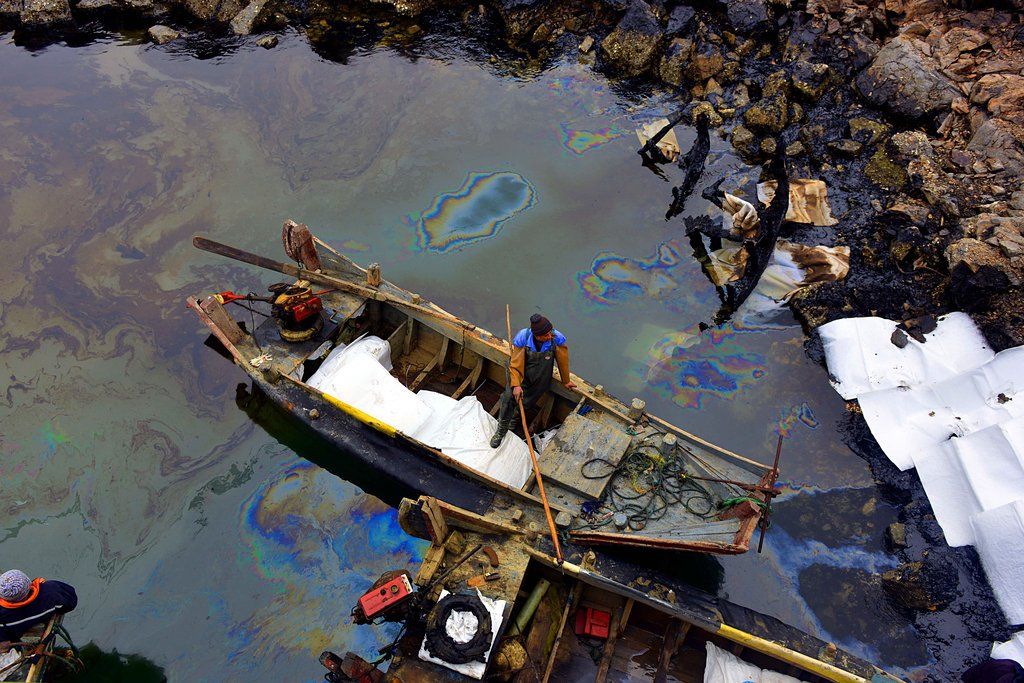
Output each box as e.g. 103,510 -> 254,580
490,313 -> 576,448
0,570 -> 77,646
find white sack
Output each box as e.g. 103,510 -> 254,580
915,417 -> 1024,546
972,500 -> 1024,624
419,589 -> 505,679
818,313 -> 993,400
307,350 -> 433,435
992,632 -> 1024,667
858,347 -> 1024,470
413,391 -> 532,489
703,641 -> 803,683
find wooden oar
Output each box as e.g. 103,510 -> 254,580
192,236 -> 472,329
506,305 -> 563,564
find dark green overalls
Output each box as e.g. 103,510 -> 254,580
490,338 -> 556,447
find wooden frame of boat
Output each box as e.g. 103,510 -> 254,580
1,614 -> 66,683
380,494 -> 901,683
187,228 -> 777,555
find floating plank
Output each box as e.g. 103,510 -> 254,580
539,412 -> 631,500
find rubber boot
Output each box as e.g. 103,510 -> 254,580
490,419 -> 511,448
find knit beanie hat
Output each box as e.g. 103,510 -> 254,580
0,570 -> 31,602
530,314 -> 552,337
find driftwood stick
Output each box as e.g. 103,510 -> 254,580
637,107 -> 687,157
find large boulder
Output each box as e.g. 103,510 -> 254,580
600,1 -> 664,77
855,36 -> 959,119
184,0 -> 243,22
229,0 -> 269,34
20,0 -> 71,28
968,118 -> 1024,175
946,238 -> 1022,299
725,0 -> 769,34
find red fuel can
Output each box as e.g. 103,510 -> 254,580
574,607 -> 612,639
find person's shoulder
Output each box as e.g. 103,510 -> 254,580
553,330 -> 567,345
513,329 -> 531,347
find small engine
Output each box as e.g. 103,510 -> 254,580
268,282 -> 323,342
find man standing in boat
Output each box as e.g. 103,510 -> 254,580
491,314 -> 576,448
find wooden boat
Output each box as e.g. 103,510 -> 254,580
188,223 -> 779,555
0,614 -> 77,682
332,494 -> 901,683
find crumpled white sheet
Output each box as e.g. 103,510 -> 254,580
992,631 -> 1024,667
818,313 -> 993,401
413,392 -> 532,490
419,589 -> 505,679
858,347 -> 1024,471
308,346 -> 434,435
703,641 -> 803,683
972,500 -> 1024,624
915,416 -> 1024,546
307,345 -> 532,488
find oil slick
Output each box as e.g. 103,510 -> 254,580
643,325 -> 767,409
576,241 -> 690,309
558,123 -> 625,155
237,462 -> 428,658
409,171 -> 537,254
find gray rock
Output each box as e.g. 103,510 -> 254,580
726,0 -> 769,34
657,37 -> 692,87
229,0 -> 267,35
256,34 -> 277,48
20,0 -> 71,28
890,131 -> 933,160
75,0 -> 115,11
600,1 -> 663,77
122,0 -> 154,12
665,4 -> 694,34
148,23 -> 179,43
828,139 -> 863,157
946,238 -> 1022,292
968,118 -> 1024,175
855,36 -> 959,119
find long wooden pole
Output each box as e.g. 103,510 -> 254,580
506,305 -> 563,564
193,236 -> 470,328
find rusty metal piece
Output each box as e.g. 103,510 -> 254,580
467,574 -> 488,588
481,546 -> 499,568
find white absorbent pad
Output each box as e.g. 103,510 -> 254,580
915,417 -> 1024,546
857,347 -> 1024,470
413,391 -> 532,490
972,500 -> 1024,624
818,313 -> 993,401
992,631 -> 1024,667
418,589 -> 506,679
307,346 -> 434,436
703,641 -> 804,683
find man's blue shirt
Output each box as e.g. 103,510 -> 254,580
513,328 -> 567,352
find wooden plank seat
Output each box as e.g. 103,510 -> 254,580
538,413 -> 632,501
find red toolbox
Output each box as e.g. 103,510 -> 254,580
574,606 -> 612,639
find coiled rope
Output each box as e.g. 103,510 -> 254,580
573,434 -> 750,532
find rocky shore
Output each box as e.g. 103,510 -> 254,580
5,0 -> 1023,677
